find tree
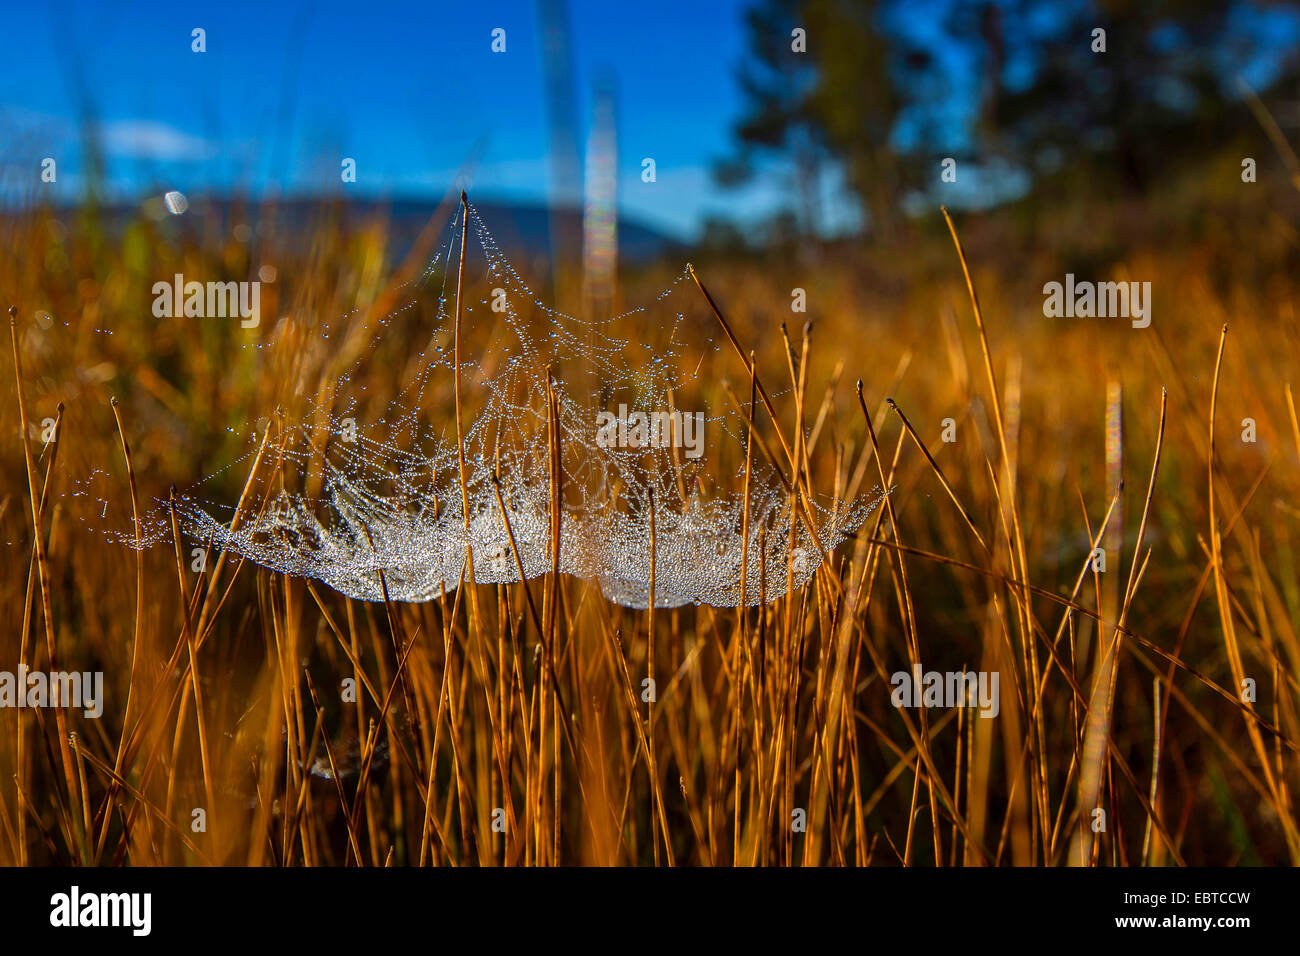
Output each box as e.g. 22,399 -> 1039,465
954,0 -> 1284,194
720,0 -> 1300,236
713,0 -> 836,237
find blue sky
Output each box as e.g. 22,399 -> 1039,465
3,1 -> 1297,239
0,0 -> 804,239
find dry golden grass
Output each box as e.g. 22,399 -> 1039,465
1,190 -> 1298,866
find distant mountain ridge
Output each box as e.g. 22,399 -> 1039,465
36,195 -> 685,267
391,197 -> 685,265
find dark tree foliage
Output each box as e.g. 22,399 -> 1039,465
955,0 -> 1287,192
719,0 -> 1298,236
714,0 -> 832,236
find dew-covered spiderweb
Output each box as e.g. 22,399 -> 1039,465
81,202 -> 886,607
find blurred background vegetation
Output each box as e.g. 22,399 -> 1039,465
708,0 -> 1300,253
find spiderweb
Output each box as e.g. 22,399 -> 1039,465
83,202 -> 886,607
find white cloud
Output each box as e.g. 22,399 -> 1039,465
96,120 -> 215,161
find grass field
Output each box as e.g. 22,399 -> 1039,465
2,179 -> 1298,866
